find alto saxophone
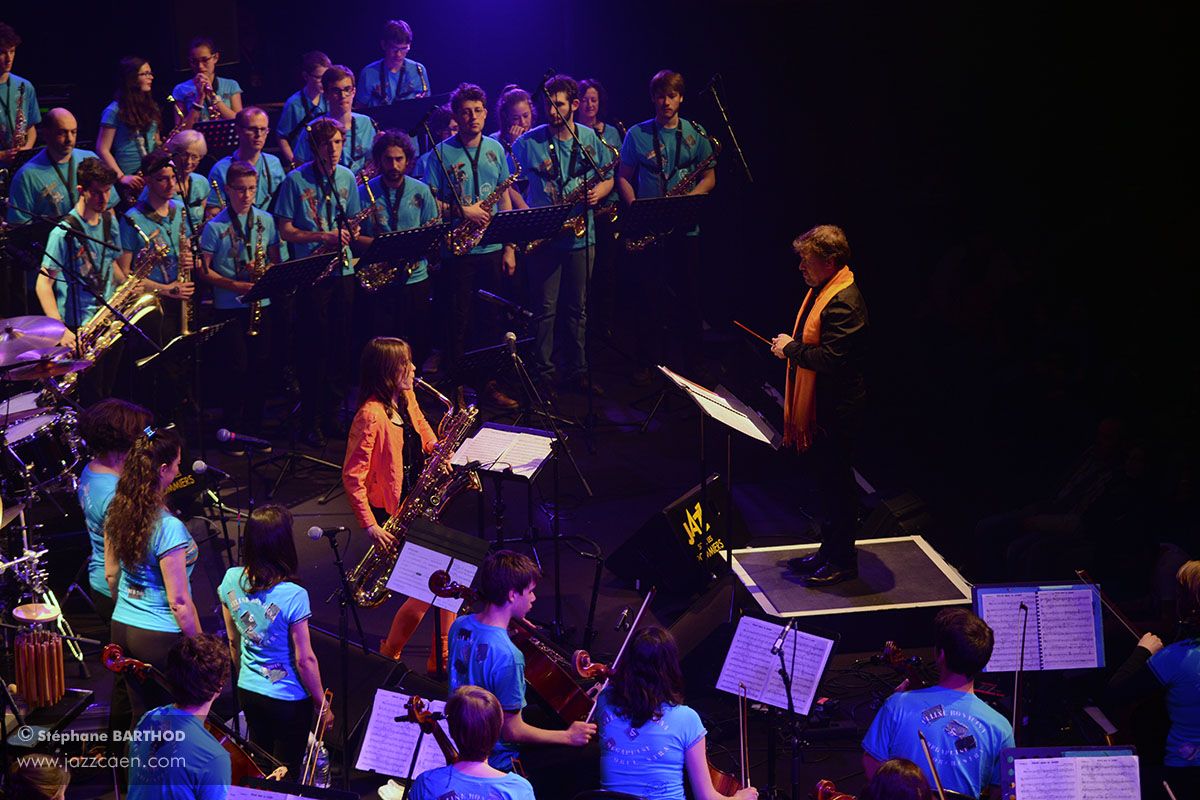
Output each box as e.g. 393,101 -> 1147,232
52,223 -> 165,395
446,146 -> 523,256
246,218 -> 268,336
624,130 -> 722,253
357,217 -> 439,293
346,380 -> 482,608
523,141 -> 621,256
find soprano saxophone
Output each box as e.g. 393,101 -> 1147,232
178,226 -> 195,335
346,380 -> 481,608
11,83 -> 27,151
246,217 -> 268,336
446,145 -> 523,256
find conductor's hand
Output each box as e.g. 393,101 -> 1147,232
1138,632 -> 1164,655
366,524 -> 396,550
733,788 -> 759,800
770,333 -> 794,359
564,720 -> 597,746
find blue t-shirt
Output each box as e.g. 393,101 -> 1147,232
862,686 -> 1014,799
127,706 -> 230,800
619,118 -> 713,199
100,101 -> 160,177
447,615 -> 525,770
218,567 -> 312,701
0,75 -> 41,149
596,692 -> 706,800
408,149 -> 435,182
425,135 -> 511,256
356,59 -> 429,107
207,153 -> 286,212
5,148 -> 115,224
170,76 -> 243,123
592,122 -> 623,207
121,200 -> 187,284
40,208 -> 122,328
273,162 -> 362,274
1149,638 -> 1200,767
358,175 -> 438,284
111,512 -> 198,633
139,173 -> 210,239
199,206 -> 278,309
409,765 -> 535,800
512,123 -> 613,250
276,89 -> 328,147
292,113 -> 378,176
79,463 -> 120,597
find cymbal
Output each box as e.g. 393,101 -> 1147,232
0,345 -> 68,372
0,498 -> 24,529
0,316 -> 66,365
4,356 -> 92,381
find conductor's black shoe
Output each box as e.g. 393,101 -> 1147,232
787,552 -> 825,575
803,562 -> 858,587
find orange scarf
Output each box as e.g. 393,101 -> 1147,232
783,265 -> 855,452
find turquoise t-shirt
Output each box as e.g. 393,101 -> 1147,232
292,113 -> 378,176
596,691 -> 706,800
276,89 -> 328,147
199,206 -> 278,309
358,175 -> 438,284
356,58 -> 429,107
5,148 -> 114,224
861,685 -> 1014,799
447,615 -> 525,770
170,76 -> 243,123
78,463 -> 120,597
591,121 -> 623,207
512,123 -> 613,250
207,153 -> 286,212
111,512 -> 198,633
408,149 -> 435,182
121,200 -> 186,284
139,173 -> 209,239
424,135 -> 511,256
40,208 -> 121,328
1149,637 -> 1200,767
273,162 -> 361,274
409,765 -> 535,800
0,74 -> 42,149
218,567 -> 312,701
620,118 -> 713,238
99,101 -> 160,177
127,706 -> 230,800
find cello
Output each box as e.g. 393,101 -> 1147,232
102,644 -> 287,785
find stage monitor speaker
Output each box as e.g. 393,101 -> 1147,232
606,474 -> 749,597
861,490 -> 931,538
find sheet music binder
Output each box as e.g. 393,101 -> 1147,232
973,583 -> 1105,672
617,194 -> 707,238
358,222 -> 452,267
193,118 -> 239,153
241,253 -> 339,303
999,746 -> 1140,800
715,615 -> 836,715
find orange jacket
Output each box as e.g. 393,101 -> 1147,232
342,393 -> 438,529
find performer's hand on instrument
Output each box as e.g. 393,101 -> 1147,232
165,280 -> 195,300
232,280 -> 255,294
733,788 -> 759,800
119,174 -> 145,193
57,329 -> 78,349
315,699 -> 334,729
501,245 -> 517,276
461,202 -> 490,226
770,333 -> 793,359
564,720 -> 597,746
585,185 -> 607,207
506,123 -> 526,142
366,524 -> 396,549
1138,632 -> 1164,655
423,438 -> 439,456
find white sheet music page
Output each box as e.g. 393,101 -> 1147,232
1013,757 -> 1080,798
716,616 -> 833,715
386,541 -> 477,612
450,427 -> 552,478
1036,589 -> 1101,670
1078,755 -> 1140,800
356,689 -> 453,778
450,426 -> 512,467
497,433 -> 553,479
978,590 -> 1040,672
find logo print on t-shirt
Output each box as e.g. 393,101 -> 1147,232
921,704 -> 945,725
474,642 -> 490,662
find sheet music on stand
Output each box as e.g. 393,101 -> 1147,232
384,518 -> 490,608
134,321 -> 229,369
974,583 -> 1105,672
715,615 -> 835,715
1000,746 -> 1140,800
355,688 -> 453,780
230,778 -> 357,800
478,205 -> 576,247
450,422 -> 554,480
658,366 -> 773,445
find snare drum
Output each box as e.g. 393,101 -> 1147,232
13,603 -> 66,709
1,411 -> 81,493
0,390 -> 49,427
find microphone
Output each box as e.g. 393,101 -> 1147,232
191,460 -> 231,481
504,331 -> 518,358
477,289 -> 533,319
701,73 -> 722,94
216,428 -> 272,450
614,606 -> 632,632
542,68 -> 557,83
409,104 -> 439,136
771,618 -> 796,655
307,525 -> 351,541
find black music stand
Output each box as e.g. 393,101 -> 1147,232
238,254 -> 343,500
617,193 -> 709,242
478,205 -> 575,247
361,94 -> 450,136
358,222 -> 451,272
193,118 -> 238,159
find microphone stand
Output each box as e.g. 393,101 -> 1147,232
774,623 -> 803,800
1013,602 -> 1029,745
704,76 -> 753,184
321,529 -> 369,789
173,169 -> 209,462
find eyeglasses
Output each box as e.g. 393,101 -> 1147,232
326,86 -> 355,97
138,71 -> 154,78
240,126 -> 270,135
190,54 -> 218,66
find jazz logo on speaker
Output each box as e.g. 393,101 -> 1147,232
682,502 -> 709,546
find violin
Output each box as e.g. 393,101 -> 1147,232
707,682 -> 749,795
813,779 -> 857,800
877,640 -> 933,691
429,570 -> 595,723
102,644 -> 286,785
402,695 -> 459,765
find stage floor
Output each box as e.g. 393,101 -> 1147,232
727,535 -> 973,617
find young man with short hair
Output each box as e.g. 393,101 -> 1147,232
357,19 -> 429,107
277,51 -> 331,169
208,107 -> 287,213
274,118 -> 363,447
512,74 -> 613,396
292,65 -> 378,176
170,36 -> 242,125
862,608 -> 1014,800
0,21 -> 40,163
447,550 -> 596,771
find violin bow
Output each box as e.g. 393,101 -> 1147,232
917,730 -> 948,800
584,587 -> 657,723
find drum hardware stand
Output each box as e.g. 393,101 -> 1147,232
6,521 -> 90,678
318,530 -> 369,790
